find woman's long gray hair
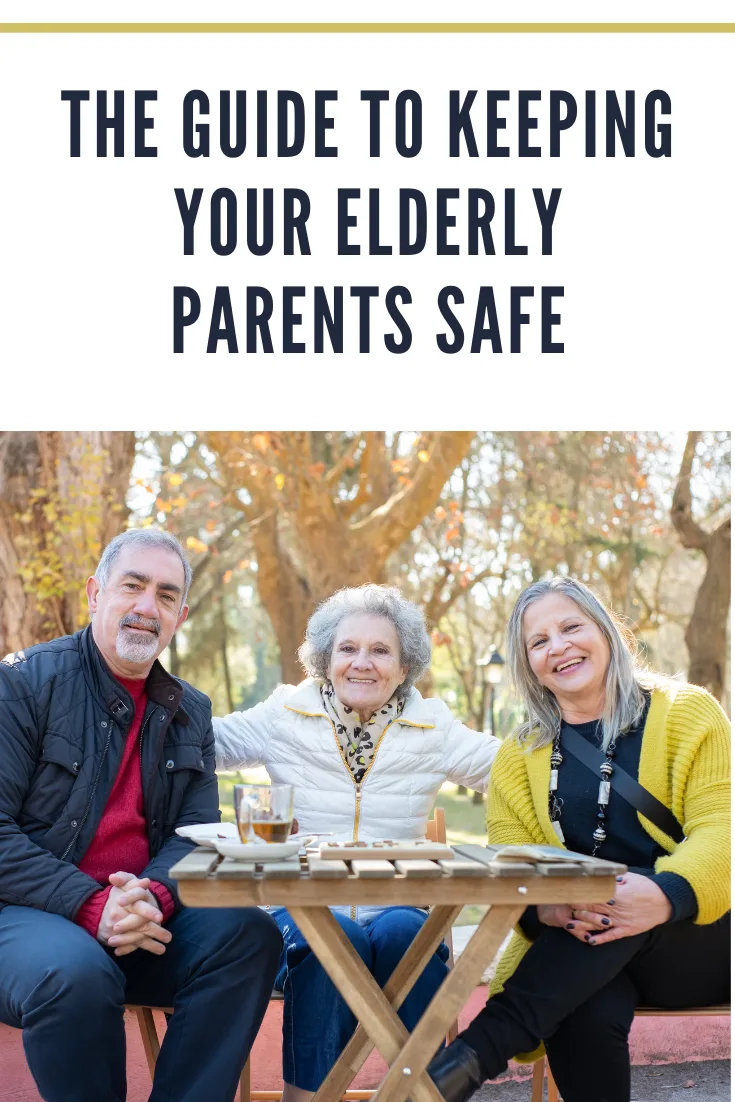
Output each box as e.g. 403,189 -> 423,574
507,576 -> 650,751
298,584 -> 432,697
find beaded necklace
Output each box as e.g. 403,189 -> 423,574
548,720 -> 616,856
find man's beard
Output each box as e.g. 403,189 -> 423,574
116,615 -> 161,663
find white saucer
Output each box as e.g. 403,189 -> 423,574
215,839 -> 307,861
176,822 -> 239,849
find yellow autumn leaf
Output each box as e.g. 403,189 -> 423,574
417,450 -> 430,463
223,570 -> 233,584
168,473 -> 183,487
186,536 -> 208,554
274,473 -> 285,490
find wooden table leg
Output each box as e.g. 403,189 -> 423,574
288,906 -> 443,1102
311,905 -> 463,1102
370,903 -> 526,1102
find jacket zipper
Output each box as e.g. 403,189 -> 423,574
60,721 -> 115,861
139,711 -> 154,835
326,714 -> 399,919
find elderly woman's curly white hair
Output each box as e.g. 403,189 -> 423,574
298,584 -> 432,697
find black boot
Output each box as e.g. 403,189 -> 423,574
426,1037 -> 486,1102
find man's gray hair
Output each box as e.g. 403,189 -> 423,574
506,575 -> 651,752
298,584 -> 432,697
95,528 -> 193,607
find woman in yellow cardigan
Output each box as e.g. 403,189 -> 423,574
428,576 -> 730,1102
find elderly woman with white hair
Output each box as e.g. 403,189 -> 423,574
426,576 -> 730,1102
214,584 -> 499,1102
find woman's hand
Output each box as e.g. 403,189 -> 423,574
537,903 -> 612,943
571,872 -> 673,946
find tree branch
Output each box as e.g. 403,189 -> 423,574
671,432 -> 709,551
351,432 -> 475,556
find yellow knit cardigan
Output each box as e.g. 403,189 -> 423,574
486,681 -> 731,1061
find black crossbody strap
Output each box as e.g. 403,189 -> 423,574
562,724 -> 685,845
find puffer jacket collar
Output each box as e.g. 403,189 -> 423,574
283,678 -> 437,729
78,624 -> 186,725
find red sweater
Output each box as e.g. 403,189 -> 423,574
75,676 -> 175,936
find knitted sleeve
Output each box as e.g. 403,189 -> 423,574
653,687 -> 730,925
486,738 -> 547,846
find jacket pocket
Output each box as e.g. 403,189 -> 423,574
21,734 -> 82,826
161,742 -> 207,830
162,743 -> 206,774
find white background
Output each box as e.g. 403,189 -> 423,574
0,11 -> 732,428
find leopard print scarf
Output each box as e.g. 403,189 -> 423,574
321,680 -> 404,786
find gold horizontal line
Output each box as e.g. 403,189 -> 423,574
1,22 -> 734,34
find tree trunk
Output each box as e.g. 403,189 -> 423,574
219,600 -> 234,713
214,431 -> 475,681
684,520 -> 730,700
251,512 -> 312,685
671,432 -> 731,701
0,431 -> 135,656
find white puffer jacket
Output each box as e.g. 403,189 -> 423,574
214,678 -> 500,844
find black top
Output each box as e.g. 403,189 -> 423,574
556,702 -> 697,923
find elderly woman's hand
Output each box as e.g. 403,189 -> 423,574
568,872 -> 674,946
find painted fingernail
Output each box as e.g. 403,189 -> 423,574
616,876 -> 624,882
589,939 -> 596,946
566,923 -> 575,929
584,934 -> 590,941
601,918 -> 610,926
607,900 -> 616,906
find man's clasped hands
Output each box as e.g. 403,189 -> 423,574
96,871 -> 173,956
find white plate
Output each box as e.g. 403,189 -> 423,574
215,839 -> 305,861
176,822 -> 239,849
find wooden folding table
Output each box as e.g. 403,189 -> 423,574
171,843 -> 624,1102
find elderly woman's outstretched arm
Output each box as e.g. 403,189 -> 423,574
213,687 -> 285,770
441,702 -> 502,793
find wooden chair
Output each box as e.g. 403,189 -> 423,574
131,808 -> 456,1102
530,1004 -> 731,1102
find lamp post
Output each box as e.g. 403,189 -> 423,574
477,648 -> 505,738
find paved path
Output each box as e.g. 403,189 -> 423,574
476,1059 -> 730,1101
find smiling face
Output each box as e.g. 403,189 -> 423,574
523,592 -> 611,720
87,544 -> 189,679
328,612 -> 408,720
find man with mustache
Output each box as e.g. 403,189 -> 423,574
0,528 -> 281,1102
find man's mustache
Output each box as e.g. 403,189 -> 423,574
119,614 -> 161,636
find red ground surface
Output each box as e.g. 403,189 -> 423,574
0,988 -> 729,1100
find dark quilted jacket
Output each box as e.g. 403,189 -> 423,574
0,624 -> 219,920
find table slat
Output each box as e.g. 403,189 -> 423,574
535,862 -> 585,876
394,859 -> 443,878
452,844 -> 537,874
351,859 -> 397,878
168,847 -> 220,879
307,855 -> 350,878
437,858 -> 489,877
215,858 -> 256,879
262,858 -> 303,878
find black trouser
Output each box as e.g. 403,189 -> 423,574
461,912 -> 730,1102
0,904 -> 282,1102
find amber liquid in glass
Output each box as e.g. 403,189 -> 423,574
238,819 -> 292,844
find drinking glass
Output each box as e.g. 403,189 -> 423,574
233,783 -> 294,844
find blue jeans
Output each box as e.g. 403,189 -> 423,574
272,906 -> 450,1091
0,903 -> 282,1102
